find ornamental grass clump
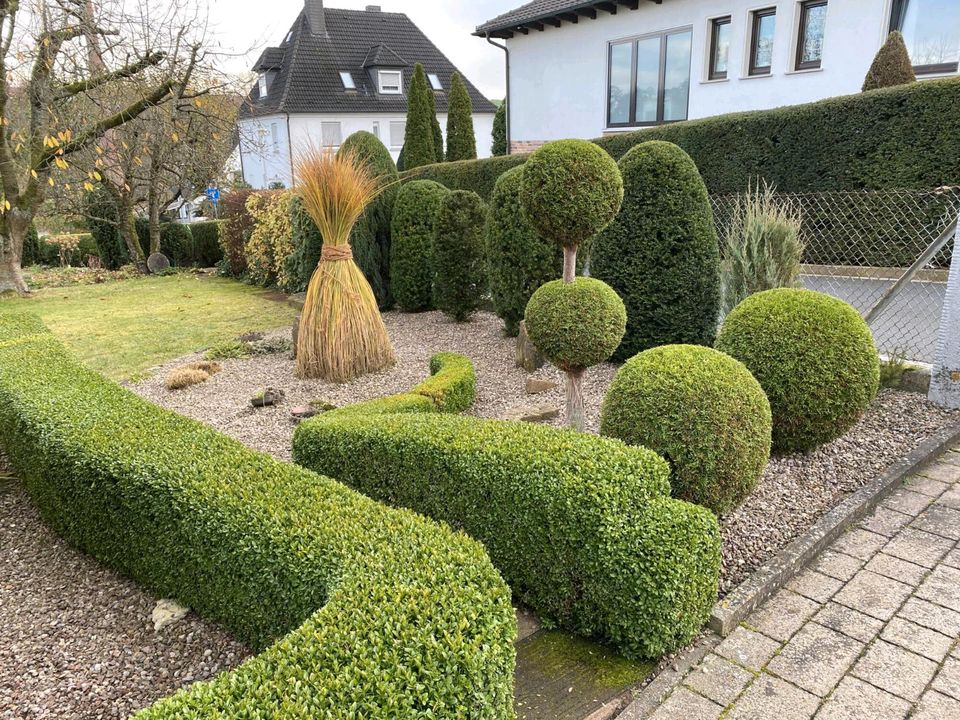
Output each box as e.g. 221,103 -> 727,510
294,148 -> 396,381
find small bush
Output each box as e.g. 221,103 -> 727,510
432,190 -> 487,321
716,289 -> 881,453
204,340 -> 251,361
248,337 -> 293,356
601,345 -> 771,515
245,191 -> 294,288
593,141 -> 721,359
863,32 -> 916,92
524,278 -> 626,371
190,221 -> 225,267
412,352 -> 476,413
219,190 -> 255,277
159,223 -> 194,267
390,180 -> 449,311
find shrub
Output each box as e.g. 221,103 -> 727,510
245,191 -> 294,288
863,32 -> 916,92
403,64 -> 437,170
486,166 -> 565,336
159,223 -> 194,266
446,73 -> 477,162
219,189 -> 254,276
190,221 -> 225,267
390,179 -> 449,311
412,352 -> 476,413
294,357 -> 721,659
284,197 -> 323,293
38,233 -> 97,267
21,224 -> 41,267
601,345 -> 772,515
404,154 -> 527,200
0,316 -> 516,717
524,278 -> 626,371
85,187 -> 127,270
432,190 -> 487,321
492,103 -> 507,157
716,289 -> 881,453
593,141 -> 721,359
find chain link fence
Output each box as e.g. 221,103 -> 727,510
711,187 -> 960,364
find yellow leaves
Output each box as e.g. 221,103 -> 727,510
95,158 -> 104,168
95,146 -> 104,155
3,200 -> 11,212
87,170 -> 102,182
213,132 -> 222,142
14,143 -> 22,154
31,170 -> 38,179
48,177 -> 55,187
171,132 -> 180,143
83,182 -> 95,192
134,156 -> 143,167
0,117 -> 9,126
54,157 -> 69,171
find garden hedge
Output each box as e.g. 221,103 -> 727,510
189,221 -> 225,267
0,314 -> 516,717
716,288 -> 880,453
390,179 -> 449,311
402,78 -> 960,196
592,141 -> 721,359
432,190 -> 487,320
294,353 -> 721,659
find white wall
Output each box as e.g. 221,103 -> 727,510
505,0 -> 956,143
240,112 -> 496,189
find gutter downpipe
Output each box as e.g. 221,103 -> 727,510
485,32 -> 511,155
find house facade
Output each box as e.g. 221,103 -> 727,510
239,1 -> 497,189
476,0 -> 959,153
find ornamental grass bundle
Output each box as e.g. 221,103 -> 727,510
294,147 -> 396,381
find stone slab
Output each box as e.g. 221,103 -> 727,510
647,688 -> 722,720
898,597 -> 960,637
813,676 -> 910,720
767,623 -> 863,697
812,603 -> 884,644
724,674 -> 820,720
880,617 -> 954,663
682,654 -> 753,707
715,627 -> 781,672
863,552 -> 929,585
833,570 -> 913,622
912,691 -> 960,720
747,590 -> 820,642
852,640 -> 938,703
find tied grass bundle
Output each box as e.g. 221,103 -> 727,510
295,148 -> 396,381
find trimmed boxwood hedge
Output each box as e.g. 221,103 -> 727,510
390,179 -> 449,311
294,355 -> 721,659
432,190 -> 487,321
0,314 -> 516,718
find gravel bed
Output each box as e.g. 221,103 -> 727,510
132,309 -> 959,597
0,467 -> 250,719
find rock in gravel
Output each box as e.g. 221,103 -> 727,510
526,378 -> 559,395
503,403 -> 561,423
290,405 -> 318,421
152,600 -> 190,632
516,321 -> 545,373
251,388 -> 284,408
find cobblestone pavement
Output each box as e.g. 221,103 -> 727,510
647,446 -> 960,720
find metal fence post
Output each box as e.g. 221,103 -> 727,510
929,212 -> 960,409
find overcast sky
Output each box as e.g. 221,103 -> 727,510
205,0 -> 513,99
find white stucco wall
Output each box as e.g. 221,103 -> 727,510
505,0 -> 958,144
240,112 -> 496,189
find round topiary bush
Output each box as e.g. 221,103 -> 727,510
592,141 -> 721,360
600,345 -> 772,515
432,190 -> 487,321
520,139 -> 623,250
390,179 -> 449,311
716,288 -> 880,454
525,277 -> 626,371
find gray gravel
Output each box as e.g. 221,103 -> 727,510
0,466 -> 250,720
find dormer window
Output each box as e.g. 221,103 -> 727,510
378,70 -> 402,94
340,72 -> 356,90
258,73 -> 269,98
428,73 -> 443,90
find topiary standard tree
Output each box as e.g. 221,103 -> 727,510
492,103 -> 507,157
520,139 -> 624,430
390,179 -> 450,311
863,32 -> 916,92
403,65 -> 437,170
592,141 -> 721,360
446,73 -> 477,162
432,190 -> 487,321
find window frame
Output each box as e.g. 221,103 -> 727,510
258,73 -> 269,98
428,73 -> 443,91
889,0 -> 960,75
708,16 -> 732,80
389,120 -> 406,149
339,71 -> 356,90
605,26 -> 693,129
320,121 -> 342,148
795,0 -> 827,71
749,7 -> 778,76
378,70 -> 403,94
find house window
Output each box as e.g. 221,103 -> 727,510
258,74 -> 269,98
321,122 -> 342,148
428,73 -> 443,90
890,0 -> 960,74
340,72 -> 356,90
378,70 -> 402,94
749,8 -> 777,75
607,27 -> 692,128
709,16 -> 732,80
389,120 -> 406,148
270,122 -> 280,155
372,121 -> 381,139
796,1 -> 827,70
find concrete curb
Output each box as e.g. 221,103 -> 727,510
709,422 -> 960,636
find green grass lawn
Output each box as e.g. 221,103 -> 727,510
1,275 -> 297,380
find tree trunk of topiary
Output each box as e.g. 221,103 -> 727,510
562,244 -> 584,430
563,246 -> 577,284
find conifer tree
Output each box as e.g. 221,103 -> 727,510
863,32 -> 916,91
492,103 -> 507,156
426,75 -> 444,163
446,73 -> 477,162
403,64 -> 437,170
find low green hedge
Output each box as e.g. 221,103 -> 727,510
0,314 -> 516,718
403,154 -> 528,200
412,352 -> 477,413
294,357 -> 721,659
190,220 -> 226,267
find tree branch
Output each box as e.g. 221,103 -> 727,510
56,51 -> 167,99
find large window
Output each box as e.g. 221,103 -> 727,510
607,27 -> 692,128
389,121 -> 406,149
890,0 -> 960,74
709,16 -> 732,80
378,70 -> 402,94
749,8 -> 777,75
796,1 -> 827,70
321,122 -> 342,148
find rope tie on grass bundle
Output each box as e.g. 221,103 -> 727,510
321,244 -> 353,262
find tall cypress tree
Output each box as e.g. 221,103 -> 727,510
403,64 -> 436,170
445,73 -> 477,162
492,102 -> 507,156
426,75 -> 444,163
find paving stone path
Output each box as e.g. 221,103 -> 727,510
646,446 -> 960,720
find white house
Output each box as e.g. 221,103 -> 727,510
239,1 -> 497,189
476,0 -> 960,153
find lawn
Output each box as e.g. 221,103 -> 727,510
0,275 -> 298,380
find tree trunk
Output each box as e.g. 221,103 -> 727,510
565,368 -> 586,431
118,202 -> 147,273
148,185 -> 161,255
0,212 -> 32,296
563,245 -> 577,284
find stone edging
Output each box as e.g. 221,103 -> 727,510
709,422 -> 960,636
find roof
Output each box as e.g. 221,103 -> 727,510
476,0 -> 662,38
240,7 -> 496,119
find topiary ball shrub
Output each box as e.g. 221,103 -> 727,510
390,180 -> 449,311
601,345 -> 772,515
432,190 -> 487,321
716,288 -> 880,454
520,139 -> 623,249
525,277 -> 626,371
592,141 -> 721,360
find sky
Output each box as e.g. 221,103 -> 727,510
204,0 -> 513,99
